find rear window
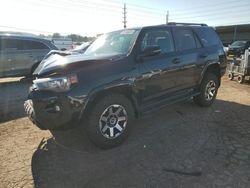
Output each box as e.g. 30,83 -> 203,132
0,39 -> 24,50
24,40 -> 49,50
0,38 -> 49,50
193,27 -> 220,47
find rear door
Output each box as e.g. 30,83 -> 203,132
14,39 -> 50,75
171,27 -> 201,89
193,27 -> 225,82
0,38 -> 17,77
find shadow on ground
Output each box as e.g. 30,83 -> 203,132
31,99 -> 250,188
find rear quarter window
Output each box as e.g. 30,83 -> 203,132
172,27 -> 197,51
0,38 -> 24,50
24,40 -> 49,50
193,27 -> 221,47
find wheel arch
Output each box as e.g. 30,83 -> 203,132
79,83 -> 139,120
200,62 -> 221,86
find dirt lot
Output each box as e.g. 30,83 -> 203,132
0,77 -> 249,188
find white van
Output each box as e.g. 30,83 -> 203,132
51,38 -> 73,51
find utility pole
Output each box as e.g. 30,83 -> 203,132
166,10 -> 169,24
123,3 -> 127,29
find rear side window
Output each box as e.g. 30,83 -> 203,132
141,29 -> 174,53
0,39 -> 49,51
193,27 -> 220,47
24,40 -> 49,50
172,27 -> 196,51
0,39 -> 24,50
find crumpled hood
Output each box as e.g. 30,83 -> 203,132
33,52 -> 124,77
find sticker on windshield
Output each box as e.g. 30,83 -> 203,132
120,30 -> 135,35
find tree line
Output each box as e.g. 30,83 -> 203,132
39,33 -> 96,43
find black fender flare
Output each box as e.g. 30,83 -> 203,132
199,61 -> 221,85
78,80 -> 139,119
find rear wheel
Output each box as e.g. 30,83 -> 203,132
228,72 -> 234,80
194,73 -> 219,107
85,93 -> 134,149
237,75 -> 244,84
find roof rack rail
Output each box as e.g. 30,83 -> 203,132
167,22 -> 207,26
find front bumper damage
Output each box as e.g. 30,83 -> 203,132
24,90 -> 87,130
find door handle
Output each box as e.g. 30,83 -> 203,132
28,54 -> 33,58
7,58 -> 12,62
172,58 -> 181,64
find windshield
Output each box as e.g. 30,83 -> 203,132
231,41 -> 246,47
84,29 -> 140,56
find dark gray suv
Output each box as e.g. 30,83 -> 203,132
0,32 -> 58,78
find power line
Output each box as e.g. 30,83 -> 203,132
171,10 -> 250,21
2,0 -> 250,35
169,0 -> 249,14
171,4 -> 250,18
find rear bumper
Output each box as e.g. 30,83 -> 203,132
24,90 -> 87,130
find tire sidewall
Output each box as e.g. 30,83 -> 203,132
86,94 -> 134,149
228,73 -> 234,80
198,73 -> 219,106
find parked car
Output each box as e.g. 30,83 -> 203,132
227,40 -> 250,57
24,23 -> 227,149
0,32 -> 58,78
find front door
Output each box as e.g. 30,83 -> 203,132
136,28 -> 183,109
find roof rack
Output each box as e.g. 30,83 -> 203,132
167,22 -> 207,26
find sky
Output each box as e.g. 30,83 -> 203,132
0,0 -> 249,36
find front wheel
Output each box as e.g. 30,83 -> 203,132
237,75 -> 244,84
85,93 -> 134,149
194,73 -> 219,107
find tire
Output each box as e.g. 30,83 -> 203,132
228,72 -> 234,80
85,93 -> 134,149
237,75 -> 244,84
194,73 -> 219,107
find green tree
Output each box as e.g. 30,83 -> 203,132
52,33 -> 61,39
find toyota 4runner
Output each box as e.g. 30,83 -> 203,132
24,23 -> 227,149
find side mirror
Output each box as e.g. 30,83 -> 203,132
136,45 -> 161,62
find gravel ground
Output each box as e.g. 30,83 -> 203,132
0,77 -> 249,188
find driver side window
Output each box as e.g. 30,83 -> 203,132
141,30 -> 174,54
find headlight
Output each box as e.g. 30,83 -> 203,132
33,74 -> 78,92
